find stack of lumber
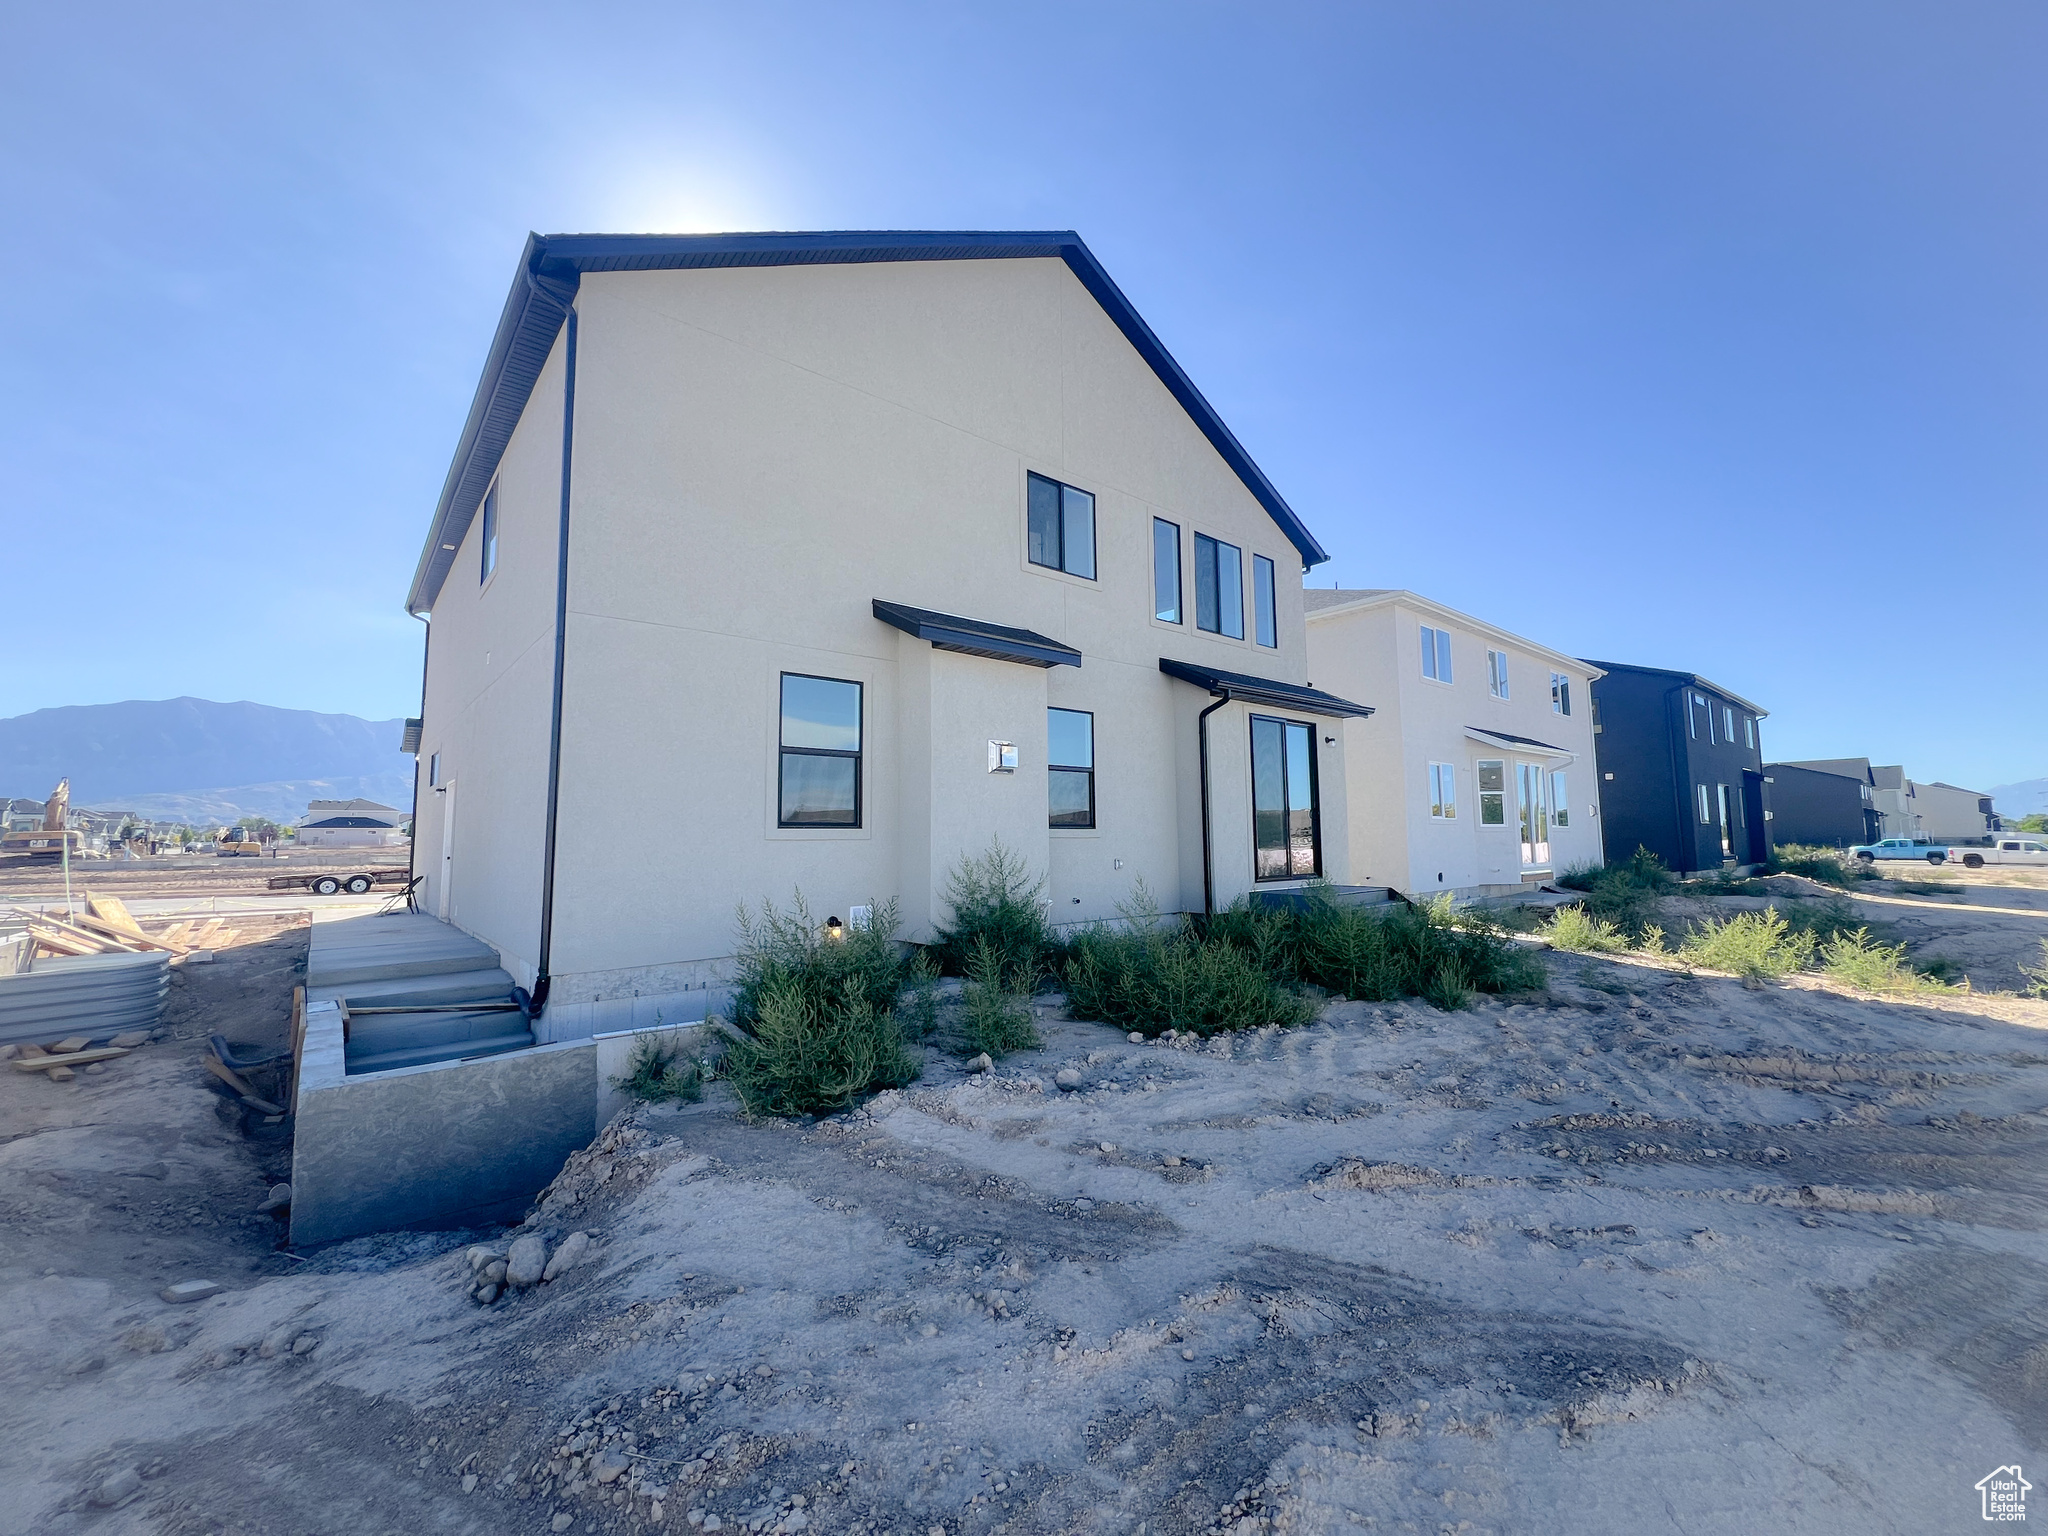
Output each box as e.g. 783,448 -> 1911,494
10,1034 -> 145,1081
9,894 -> 238,963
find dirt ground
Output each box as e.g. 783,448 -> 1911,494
5,896 -> 2047,1536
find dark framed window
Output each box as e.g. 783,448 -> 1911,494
480,485 -> 499,582
1195,533 -> 1244,638
1250,714 -> 1320,880
1253,554 -> 1277,648
1048,708 -> 1094,829
428,752 -> 440,788
1027,472 -> 1096,580
778,673 -> 862,827
1153,518 -> 1181,623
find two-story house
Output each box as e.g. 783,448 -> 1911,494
1305,591 -> 1602,894
406,230 -> 1373,1038
1761,761 -> 1881,848
1586,661 -> 1772,872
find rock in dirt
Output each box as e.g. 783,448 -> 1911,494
551,1514 -> 574,1532
91,1467 -> 141,1506
110,1030 -> 150,1049
50,1036 -> 89,1054
160,1279 -> 223,1304
968,1053 -> 994,1073
1055,1069 -> 1082,1091
542,1230 -> 591,1281
594,1449 -> 629,1484
291,1333 -> 319,1355
506,1234 -> 549,1287
1128,1032 -> 1145,1043
256,1183 -> 292,1214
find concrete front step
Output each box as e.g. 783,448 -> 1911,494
306,912 -> 499,988
313,966 -> 516,1010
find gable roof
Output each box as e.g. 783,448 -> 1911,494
407,230 -> 1330,614
1306,588 -> 1604,679
1581,659 -> 1767,717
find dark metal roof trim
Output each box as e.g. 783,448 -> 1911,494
873,600 -> 1080,669
408,230 -> 1329,613
1158,658 -> 1374,718
1465,725 -> 1570,753
1581,659 -> 1768,718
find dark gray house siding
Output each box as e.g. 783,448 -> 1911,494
1585,661 -> 1772,873
1765,763 -> 1880,848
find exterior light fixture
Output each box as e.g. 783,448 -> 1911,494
825,916 -> 844,941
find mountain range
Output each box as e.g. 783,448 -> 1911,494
0,698 -> 413,824
1990,778 -> 2048,818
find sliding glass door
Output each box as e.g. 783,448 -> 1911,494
1516,762 -> 1552,870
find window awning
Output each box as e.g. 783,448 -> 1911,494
1159,658 -> 1374,717
873,600 -> 1081,668
1465,725 -> 1574,760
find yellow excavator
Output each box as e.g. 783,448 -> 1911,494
0,778 -> 84,860
215,826 -> 267,857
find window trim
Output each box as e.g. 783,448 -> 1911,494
1026,471 -> 1097,582
1487,649 -> 1510,700
1194,532 -> 1245,639
1047,706 -> 1096,831
1250,713 -> 1321,882
1152,518 -> 1182,625
1427,761 -> 1458,820
777,672 -> 864,830
1477,757 -> 1507,827
479,483 -> 499,585
1252,553 -> 1277,648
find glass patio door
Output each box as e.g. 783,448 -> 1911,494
1517,762 -> 1551,869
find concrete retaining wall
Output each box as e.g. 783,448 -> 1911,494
290,998 -> 707,1245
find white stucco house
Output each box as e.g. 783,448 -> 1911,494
406,231 -> 1374,1037
1304,590 -> 1603,896
296,799 -> 408,850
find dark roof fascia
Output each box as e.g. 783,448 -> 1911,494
872,599 -> 1081,669
407,230 -> 1328,614
1580,659 -> 1767,718
1466,725 -> 1569,753
1159,658 -> 1374,718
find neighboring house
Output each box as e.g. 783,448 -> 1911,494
2,799 -> 45,832
1908,780 -> 1999,843
406,230 -> 1372,1036
297,798 -> 409,850
1778,758 -> 1921,838
1762,762 -> 1881,848
1305,590 -> 1602,895
1585,662 -> 1772,873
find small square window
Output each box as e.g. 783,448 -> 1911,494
1027,473 -> 1095,580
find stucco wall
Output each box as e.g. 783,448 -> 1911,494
1308,597 -> 1601,895
416,255 -> 1353,1004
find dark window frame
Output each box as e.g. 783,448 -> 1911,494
777,672 -> 864,829
1195,532 -> 1245,639
1252,553 -> 1277,648
480,484 -> 499,583
1026,471 -> 1097,581
1153,517 -> 1182,623
1047,706 -> 1096,830
1249,713 -> 1322,882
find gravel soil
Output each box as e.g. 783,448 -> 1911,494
4,914 -> 2046,1536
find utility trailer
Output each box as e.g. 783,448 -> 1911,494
267,868 -> 415,898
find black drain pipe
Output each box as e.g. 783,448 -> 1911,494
525,291 -> 579,1020
1196,692 -> 1231,918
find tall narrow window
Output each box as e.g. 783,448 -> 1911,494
1048,708 -> 1094,829
1026,473 -> 1095,580
1518,763 -> 1553,867
1477,759 -> 1506,825
1421,626 -> 1453,683
778,674 -> 863,827
1487,650 -> 1510,699
1428,762 -> 1457,819
480,485 -> 499,583
1723,704 -> 1735,742
1251,716 -> 1320,880
1152,519 -> 1181,623
1551,769 -> 1570,826
1743,714 -> 1755,750
428,752 -> 441,788
1698,783 -> 1712,824
1550,672 -> 1572,716
1252,555 -> 1277,648
1195,534 -> 1244,638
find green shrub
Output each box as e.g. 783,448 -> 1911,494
1556,862 -> 1603,892
1545,904 -> 1630,953
2021,939 -> 2048,999
1774,897 -> 1868,949
1577,851 -> 1675,941
1818,928 -> 1956,996
718,892 -> 923,1115
1064,890 -> 1315,1036
1768,843 -> 1875,886
612,1033 -> 704,1104
1677,910 -> 1816,979
729,892 -> 909,1031
932,840 -> 1055,988
1885,878 -> 1957,897
1287,891 -> 1545,1005
961,937 -> 1042,1057
718,977 -> 921,1117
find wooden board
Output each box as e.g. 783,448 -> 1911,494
287,984 -> 306,1107
12,1045 -> 129,1070
73,910 -> 185,954
28,926 -> 105,957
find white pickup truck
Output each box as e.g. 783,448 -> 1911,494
1954,837 -> 2048,869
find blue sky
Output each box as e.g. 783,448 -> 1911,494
4,2 -> 2042,791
